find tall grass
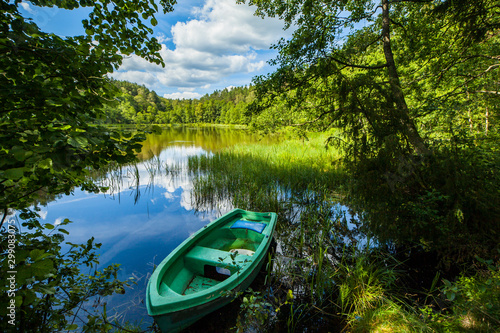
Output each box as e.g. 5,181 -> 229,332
187,131 -> 500,332
188,132 -> 344,211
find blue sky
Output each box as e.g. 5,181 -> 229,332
19,0 -> 291,99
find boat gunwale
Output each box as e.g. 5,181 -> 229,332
146,208 -> 277,316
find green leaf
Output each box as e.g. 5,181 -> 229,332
61,218 -> 72,225
14,295 -> 23,307
16,259 -> 54,282
31,259 -> 54,277
30,249 -> 45,261
68,136 -> 89,148
12,147 -> 33,161
44,223 -> 55,230
38,158 -> 52,169
37,285 -> 56,295
151,17 -> 158,26
5,167 -> 25,180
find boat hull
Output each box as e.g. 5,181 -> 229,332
153,251 -> 268,332
146,209 -> 277,332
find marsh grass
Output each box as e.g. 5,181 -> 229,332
187,133 -> 416,331
188,133 -> 352,310
185,131 -> 500,332
188,132 -> 344,212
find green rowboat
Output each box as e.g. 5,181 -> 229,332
146,209 -> 277,332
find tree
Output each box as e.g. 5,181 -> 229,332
0,0 -> 177,330
246,0 -> 436,152
245,0 -> 498,148
243,0 -> 499,260
0,0 -> 177,217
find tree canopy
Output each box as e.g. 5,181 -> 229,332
0,1 -> 176,331
243,0 -> 500,259
101,80 -> 255,125
0,0 -> 176,218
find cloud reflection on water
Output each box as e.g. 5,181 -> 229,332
35,128 -> 269,326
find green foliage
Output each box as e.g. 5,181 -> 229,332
0,0 -> 175,331
102,81 -> 256,125
242,0 -> 500,263
103,80 -> 168,125
433,0 -> 500,44
349,133 -> 500,261
0,0 -> 178,216
0,220 -> 134,332
234,288 -> 273,333
423,258 -> 500,332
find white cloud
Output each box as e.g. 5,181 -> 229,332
117,55 -> 162,73
112,70 -> 159,86
54,217 -> 64,226
172,0 -> 282,54
164,91 -> 203,99
155,47 -> 265,87
156,32 -> 170,44
113,0 -> 288,93
39,210 -> 48,220
20,2 -> 35,14
179,87 -> 196,92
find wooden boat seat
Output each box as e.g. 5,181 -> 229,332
184,246 -> 253,274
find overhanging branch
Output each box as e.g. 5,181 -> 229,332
327,55 -> 388,70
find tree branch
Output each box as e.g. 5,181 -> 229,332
327,55 -> 387,70
0,208 -> 8,230
291,109 -> 337,126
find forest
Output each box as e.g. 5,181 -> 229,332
102,79 -> 255,125
1,0 -> 499,331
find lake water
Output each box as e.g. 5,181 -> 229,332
35,126 -> 274,327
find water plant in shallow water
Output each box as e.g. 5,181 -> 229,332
187,134 -> 360,329
187,131 -> 500,332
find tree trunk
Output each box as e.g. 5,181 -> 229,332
381,0 -> 430,155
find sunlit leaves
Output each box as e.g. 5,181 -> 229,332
0,0 -> 168,213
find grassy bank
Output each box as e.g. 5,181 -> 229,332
188,132 -> 500,332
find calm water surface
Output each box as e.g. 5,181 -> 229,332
38,126 -> 274,326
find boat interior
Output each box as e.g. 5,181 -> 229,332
159,219 -> 269,297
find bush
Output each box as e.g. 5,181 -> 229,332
0,217 -> 133,332
348,135 -> 500,263
424,258 -> 500,332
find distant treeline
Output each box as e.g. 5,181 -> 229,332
102,80 -> 254,125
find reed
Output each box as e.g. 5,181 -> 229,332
188,133 -> 357,329
188,132 -> 344,211
186,132 -> 461,332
